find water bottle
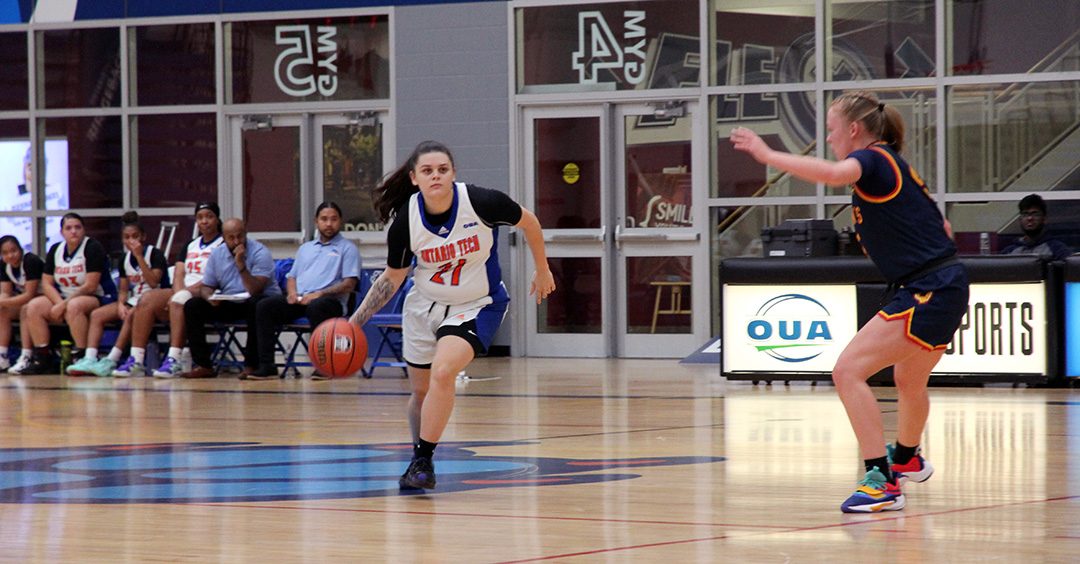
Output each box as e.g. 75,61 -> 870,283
979,232 -> 991,255
59,340 -> 73,375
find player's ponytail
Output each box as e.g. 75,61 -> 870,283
373,140 -> 455,222
832,91 -> 906,154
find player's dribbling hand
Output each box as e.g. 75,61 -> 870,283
529,269 -> 556,304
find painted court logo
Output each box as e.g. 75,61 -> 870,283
0,442 -> 723,503
747,294 -> 834,362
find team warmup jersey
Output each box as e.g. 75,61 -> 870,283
849,143 -> 957,283
119,245 -> 169,305
181,235 -> 224,287
45,238 -> 116,300
0,253 -> 44,295
388,183 -> 522,305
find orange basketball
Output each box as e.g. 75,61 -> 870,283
309,318 -> 368,378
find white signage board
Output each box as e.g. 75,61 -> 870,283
935,282 -> 1046,375
723,285 -> 858,373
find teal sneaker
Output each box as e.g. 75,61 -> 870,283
65,356 -> 99,376
840,467 -> 905,513
91,357 -> 117,377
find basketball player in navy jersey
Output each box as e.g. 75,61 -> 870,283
731,91 -> 970,513
18,212 -> 118,375
349,140 -> 555,490
0,235 -> 44,372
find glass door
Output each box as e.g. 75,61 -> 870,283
522,107 -> 610,357
614,102 -> 708,357
229,114 -> 306,237
522,102 -> 708,358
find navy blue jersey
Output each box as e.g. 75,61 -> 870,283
850,144 -> 956,283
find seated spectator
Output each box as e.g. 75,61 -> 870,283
13,213 -> 117,375
248,202 -> 360,380
66,212 -> 168,377
178,218 -> 281,379
0,235 -> 44,373
128,202 -> 224,378
1000,194 -> 1072,260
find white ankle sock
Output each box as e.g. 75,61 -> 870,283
108,347 -> 124,362
132,347 -> 146,364
167,347 -> 182,360
85,348 -> 99,360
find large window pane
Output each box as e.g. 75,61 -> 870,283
539,257 -> 602,333
228,15 -> 390,104
517,0 -> 699,93
826,87 -> 937,196
712,94 -> 816,198
39,28 -> 121,109
43,117 -> 122,209
0,32 -> 28,110
534,117 -> 601,229
0,120 -> 33,251
242,126 -> 300,232
322,122 -> 383,232
946,200 -> 1079,257
625,113 -> 692,228
951,0 -> 1080,75
132,24 -> 216,106
828,0 -> 935,80
714,203 -> 816,258
627,255 -> 692,334
712,0 -> 815,86
947,81 -> 1080,194
133,114 -> 218,208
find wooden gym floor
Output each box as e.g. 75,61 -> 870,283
1,358 -> 1078,562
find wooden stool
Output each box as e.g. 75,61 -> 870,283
649,280 -> 692,333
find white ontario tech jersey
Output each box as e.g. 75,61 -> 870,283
409,182 -> 500,305
122,245 -> 158,305
52,238 -> 102,299
182,235 -> 223,287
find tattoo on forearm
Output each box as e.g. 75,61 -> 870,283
352,277 -> 396,325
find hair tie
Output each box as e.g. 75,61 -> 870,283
878,103 -> 885,112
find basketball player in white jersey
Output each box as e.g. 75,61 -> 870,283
349,140 -> 555,490
128,202 -> 224,378
18,212 -> 118,375
0,235 -> 44,373
67,212 -> 168,377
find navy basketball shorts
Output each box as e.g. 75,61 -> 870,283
402,289 -> 509,369
879,263 -> 970,350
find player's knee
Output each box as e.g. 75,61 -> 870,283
429,365 -> 457,386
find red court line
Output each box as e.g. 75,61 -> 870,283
494,534 -> 730,563
180,502 -> 792,529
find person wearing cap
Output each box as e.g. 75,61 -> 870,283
1000,194 -> 1072,261
125,202 -> 224,378
178,217 -> 281,379
246,201 -> 361,380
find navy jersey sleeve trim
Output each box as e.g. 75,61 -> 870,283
851,147 -> 902,203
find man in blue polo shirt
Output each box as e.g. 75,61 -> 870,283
179,217 -> 281,379
247,202 -> 361,380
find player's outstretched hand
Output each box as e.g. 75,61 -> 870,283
530,269 -> 556,304
730,127 -> 772,165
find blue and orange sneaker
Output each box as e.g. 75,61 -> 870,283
887,443 -> 934,485
840,467 -> 905,513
